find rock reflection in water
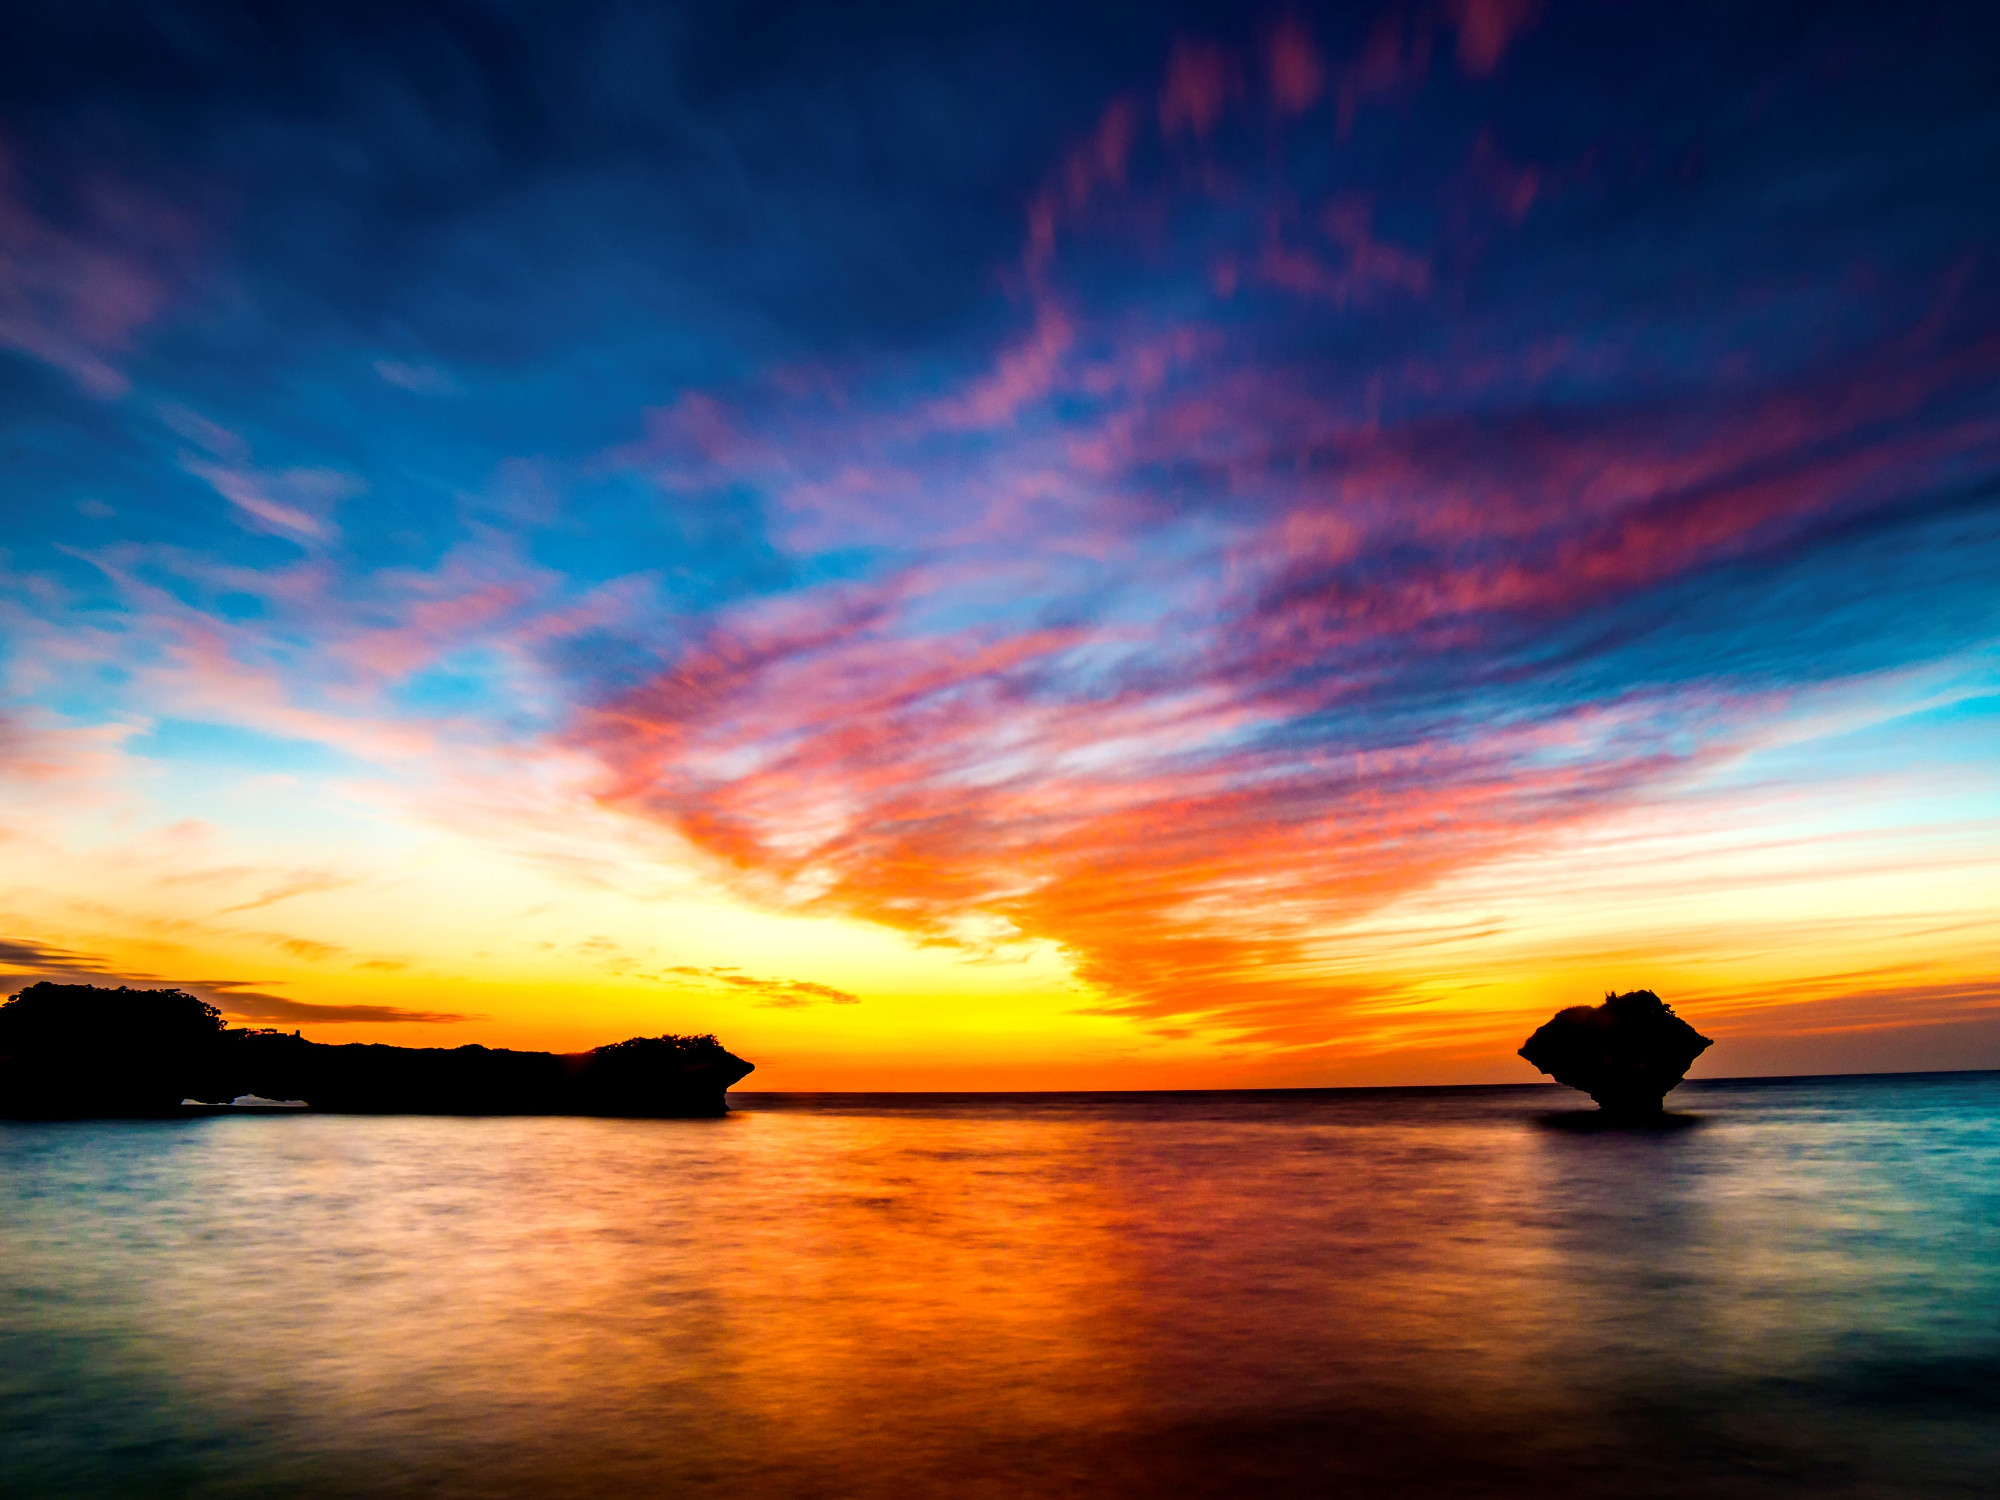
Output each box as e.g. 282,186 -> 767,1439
2,1077 -> 1997,1498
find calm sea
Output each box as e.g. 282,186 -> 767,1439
2,1074 -> 1997,1499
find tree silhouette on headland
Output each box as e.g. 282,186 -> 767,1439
0,982 -> 234,1116
0,982 -> 753,1119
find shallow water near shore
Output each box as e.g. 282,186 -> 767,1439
3,1073 -> 1997,1499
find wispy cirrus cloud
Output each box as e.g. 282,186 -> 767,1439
0,940 -> 464,1025
0,143 -> 198,398
562,12 -> 2000,1044
0,936 -> 122,978
659,965 -> 860,1009
0,2 -> 1995,1075
197,980 -> 472,1026
213,872 -> 363,917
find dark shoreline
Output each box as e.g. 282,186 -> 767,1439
0,983 -> 756,1121
725,1067 -> 2000,1102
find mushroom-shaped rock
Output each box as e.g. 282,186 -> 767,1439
1518,990 -> 1712,1116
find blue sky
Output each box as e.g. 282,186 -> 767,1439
1,0 -> 1996,1082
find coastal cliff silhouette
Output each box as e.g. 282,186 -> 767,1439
0,982 -> 753,1119
1518,989 -> 1712,1116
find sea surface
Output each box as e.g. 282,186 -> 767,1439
3,1074 -> 1997,1499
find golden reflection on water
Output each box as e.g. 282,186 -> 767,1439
4,1080 -> 1999,1498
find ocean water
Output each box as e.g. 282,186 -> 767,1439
2,1075 -> 1997,1499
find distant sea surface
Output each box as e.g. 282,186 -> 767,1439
4,1075 -> 1998,1499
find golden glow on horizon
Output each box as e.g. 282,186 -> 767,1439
4,702 -> 1995,1089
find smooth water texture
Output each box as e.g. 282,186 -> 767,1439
3,1075 -> 1997,1498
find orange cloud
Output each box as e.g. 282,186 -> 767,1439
659,964 -> 860,1009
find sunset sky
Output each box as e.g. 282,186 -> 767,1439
1,0 -> 1995,1088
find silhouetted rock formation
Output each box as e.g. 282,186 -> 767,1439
0,982 -> 753,1120
1518,989 -> 1712,1116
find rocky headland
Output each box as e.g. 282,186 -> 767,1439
0,982 -> 753,1120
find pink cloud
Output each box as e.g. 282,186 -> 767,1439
1468,130 -> 1543,222
0,712 -> 130,788
562,294 -> 1999,1041
1159,39 -> 1239,139
1267,15 -> 1327,115
1336,13 -> 1432,135
333,580 -> 529,681
183,459 -> 351,542
1450,0 -> 1543,76
0,145 -> 196,397
929,302 -> 1075,429
1256,197 -> 1432,307
1063,96 -> 1141,210
50,522 -> 594,776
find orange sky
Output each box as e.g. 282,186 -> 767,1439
5,658 -> 1996,1088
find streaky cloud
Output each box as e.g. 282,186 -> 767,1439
0,1 -> 1995,1073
